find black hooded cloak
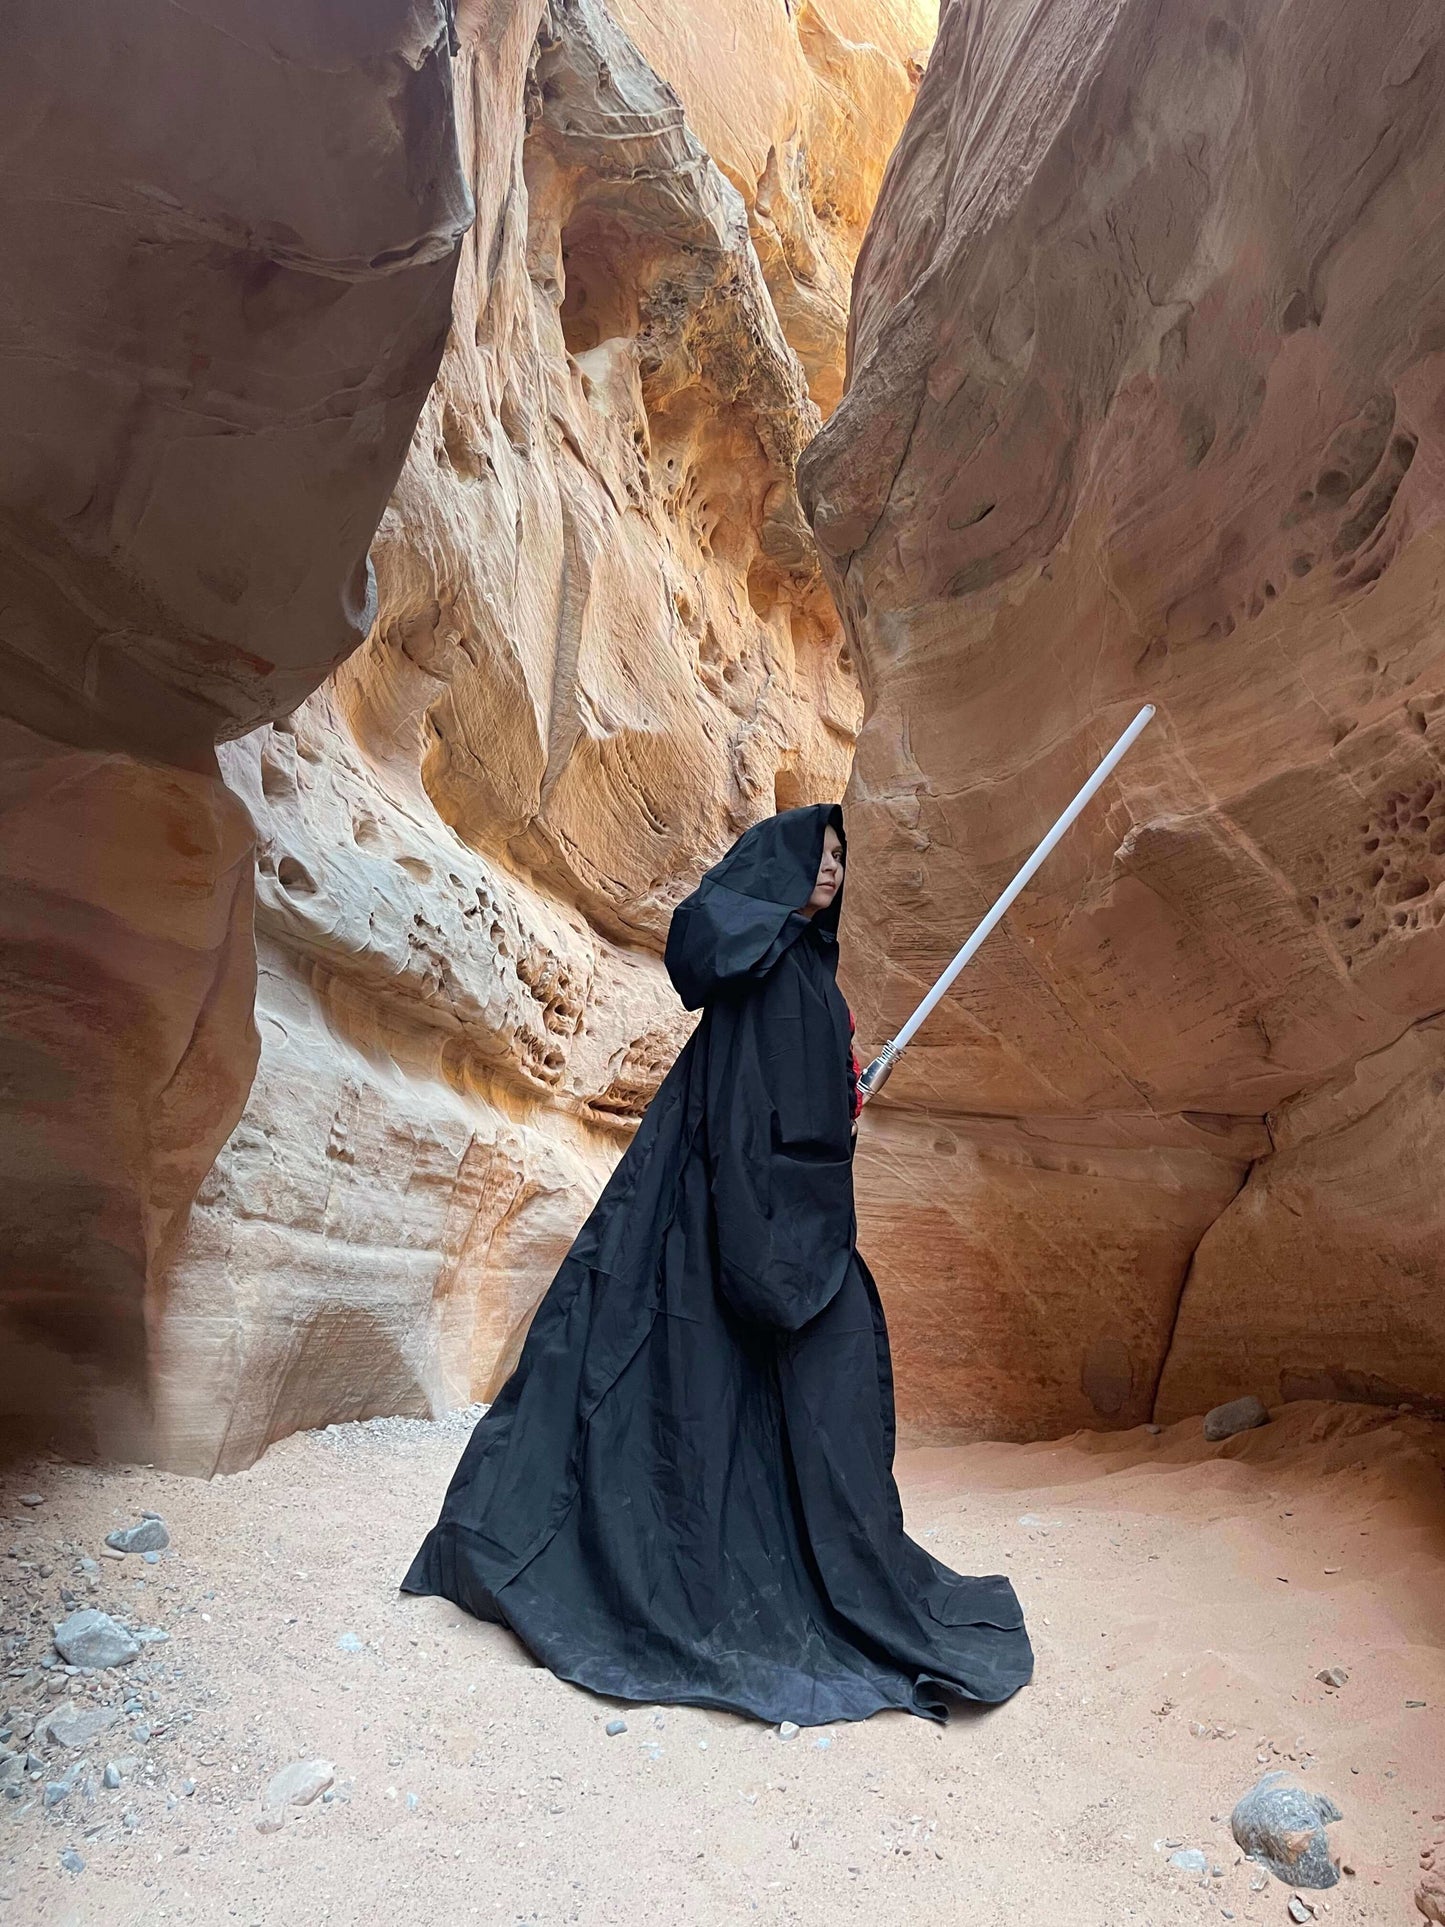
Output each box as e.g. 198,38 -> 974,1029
400,804 -> 1033,1724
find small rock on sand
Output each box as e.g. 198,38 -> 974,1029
36,1703 -> 120,1749
256,1757 -> 335,1832
1203,1395 -> 1271,1442
105,1517 -> 169,1554
52,1610 -> 140,1669
1169,1848 -> 1207,1873
1230,1771 -> 1341,1888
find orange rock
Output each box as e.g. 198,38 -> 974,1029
802,0 -> 1445,1434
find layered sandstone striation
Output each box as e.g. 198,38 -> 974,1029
0,1 -> 470,1450
147,0 -> 924,1472
801,0 -> 1445,1438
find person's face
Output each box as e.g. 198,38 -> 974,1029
804,824 -> 844,915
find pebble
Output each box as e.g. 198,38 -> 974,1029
1230,1771 -> 1342,1888
605,1718 -> 628,1736
336,1632 -> 364,1653
18,1495 -> 44,1508
1288,1898 -> 1313,1923
1316,1667 -> 1348,1689
36,1703 -> 119,1749
104,1518 -> 169,1555
1203,1395 -> 1271,1442
180,1777 -> 196,1796
256,1757 -> 335,1833
779,1722 -> 800,1741
1170,1848 -> 1208,1873
52,1610 -> 140,1669
102,1763 -> 121,1789
59,1848 -> 84,1875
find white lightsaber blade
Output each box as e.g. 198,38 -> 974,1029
858,703 -> 1155,1101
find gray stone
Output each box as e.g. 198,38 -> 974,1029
778,1721 -> 800,1741
52,1611 -> 140,1669
1230,1771 -> 1341,1888
1203,1396 -> 1271,1442
102,1762 -> 121,1789
257,1756 -> 334,1832
1288,1900 -> 1313,1924
1169,1848 -> 1208,1873
36,1703 -> 120,1749
59,1848 -> 84,1874
18,1495 -> 44,1507
43,1777 -> 74,1808
105,1519 -> 169,1555
605,1719 -> 628,1736
336,1632 -> 363,1653
1316,1667 -> 1348,1689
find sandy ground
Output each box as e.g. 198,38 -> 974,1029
2,1398 -> 1442,1927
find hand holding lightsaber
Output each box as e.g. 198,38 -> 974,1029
857,704 -> 1156,1101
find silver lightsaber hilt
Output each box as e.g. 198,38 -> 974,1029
858,1039 -> 903,1102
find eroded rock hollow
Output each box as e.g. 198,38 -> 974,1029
800,0 -> 1445,1439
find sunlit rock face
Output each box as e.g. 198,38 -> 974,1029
148,0 -> 929,1472
0,0 -> 470,1453
607,0 -> 937,414
801,0 -> 1445,1439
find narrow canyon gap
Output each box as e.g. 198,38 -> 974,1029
5,0 -> 1443,1471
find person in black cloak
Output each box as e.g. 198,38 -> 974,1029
400,803 -> 1034,1725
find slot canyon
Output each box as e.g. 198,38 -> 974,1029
1,1 -> 1443,1923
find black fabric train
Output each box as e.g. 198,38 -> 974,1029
400,804 -> 1034,1724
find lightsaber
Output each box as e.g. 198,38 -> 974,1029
857,704 -> 1155,1101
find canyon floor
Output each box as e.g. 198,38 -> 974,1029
2,1399 -> 1442,1927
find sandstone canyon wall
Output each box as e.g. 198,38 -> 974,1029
125,0 -> 929,1472
0,2 -> 471,1455
800,0 -> 1445,1438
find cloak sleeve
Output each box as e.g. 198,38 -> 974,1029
663,885 -> 811,1011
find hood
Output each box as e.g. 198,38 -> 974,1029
664,803 -> 845,1010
